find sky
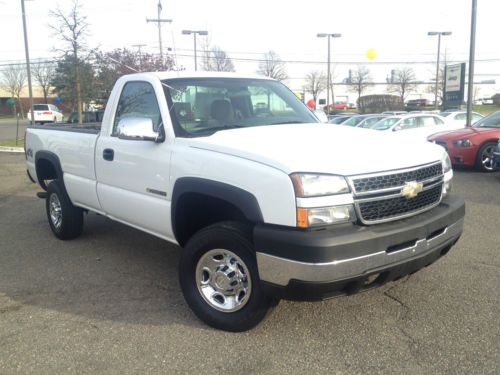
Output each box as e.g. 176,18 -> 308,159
1,0 -> 499,100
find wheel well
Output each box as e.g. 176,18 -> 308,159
174,193 -> 250,247
36,158 -> 58,189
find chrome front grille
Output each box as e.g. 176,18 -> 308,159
348,162 -> 444,224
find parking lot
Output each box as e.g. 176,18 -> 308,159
0,152 -> 498,374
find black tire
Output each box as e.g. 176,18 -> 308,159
476,142 -> 497,172
46,180 -> 83,240
179,221 -> 277,332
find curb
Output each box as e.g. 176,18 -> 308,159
0,146 -> 24,153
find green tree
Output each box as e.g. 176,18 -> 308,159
93,48 -> 175,104
50,55 -> 96,112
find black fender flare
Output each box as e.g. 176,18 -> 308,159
171,177 -> 263,242
34,150 -> 64,191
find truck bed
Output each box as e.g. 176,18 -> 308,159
26,125 -> 101,211
29,123 -> 101,134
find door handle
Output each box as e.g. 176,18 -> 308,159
103,148 -> 114,161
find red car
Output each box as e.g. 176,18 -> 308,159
428,111 -> 500,172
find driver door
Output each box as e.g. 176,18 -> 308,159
95,80 -> 174,241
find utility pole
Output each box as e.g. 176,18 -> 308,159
146,0 -> 172,61
466,0 -> 477,127
132,44 -> 146,71
21,0 -> 34,125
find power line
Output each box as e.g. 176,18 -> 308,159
2,54 -> 500,68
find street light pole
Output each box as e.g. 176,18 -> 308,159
466,0 -> 477,127
317,33 -> 341,114
20,0 -> 34,126
182,30 -> 208,71
428,31 -> 452,110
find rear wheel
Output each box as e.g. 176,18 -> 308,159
46,180 -> 83,240
179,222 -> 276,331
476,142 -> 497,172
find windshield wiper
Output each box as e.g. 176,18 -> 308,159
192,124 -> 246,135
270,121 -> 307,125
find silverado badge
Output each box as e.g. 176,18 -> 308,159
401,181 -> 423,199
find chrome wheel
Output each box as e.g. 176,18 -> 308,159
481,145 -> 495,171
195,249 -> 252,312
49,193 -> 62,229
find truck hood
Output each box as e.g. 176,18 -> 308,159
429,126 -> 500,141
183,124 -> 445,176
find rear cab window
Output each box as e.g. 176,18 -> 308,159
33,104 -> 49,111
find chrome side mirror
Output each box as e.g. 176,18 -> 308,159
116,117 -> 164,142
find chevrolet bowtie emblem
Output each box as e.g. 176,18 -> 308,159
401,181 -> 423,199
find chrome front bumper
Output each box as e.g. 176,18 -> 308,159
256,218 -> 463,287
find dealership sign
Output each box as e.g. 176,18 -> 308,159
444,63 -> 466,108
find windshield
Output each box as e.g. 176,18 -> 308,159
329,116 -> 350,124
162,78 -> 318,137
359,116 -> 386,128
439,112 -> 452,117
371,117 -> 401,130
341,115 -> 367,127
472,111 -> 500,128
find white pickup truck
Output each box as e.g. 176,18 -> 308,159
25,72 -> 465,331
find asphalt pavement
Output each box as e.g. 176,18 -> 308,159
0,153 -> 498,374
0,118 -> 30,143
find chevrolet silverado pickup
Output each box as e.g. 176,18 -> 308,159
25,72 -> 465,331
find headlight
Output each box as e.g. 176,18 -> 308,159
290,173 -> 349,197
297,205 -> 355,228
452,139 -> 472,147
442,152 -> 452,174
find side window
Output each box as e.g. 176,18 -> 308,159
472,114 -> 482,122
400,117 -> 419,129
434,116 -> 444,125
420,116 -> 437,127
113,81 -> 162,135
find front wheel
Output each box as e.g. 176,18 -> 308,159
179,222 -> 276,332
476,142 -> 497,172
46,181 -> 84,240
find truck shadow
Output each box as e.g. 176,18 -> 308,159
0,193 -> 441,334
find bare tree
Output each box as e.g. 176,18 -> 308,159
303,71 -> 326,107
257,51 -> 288,81
348,66 -> 373,101
1,65 -> 27,118
31,62 -> 55,102
387,67 -> 417,101
49,0 -> 90,124
204,46 -> 235,72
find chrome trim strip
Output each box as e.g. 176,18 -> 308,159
355,180 -> 442,203
256,218 -> 463,286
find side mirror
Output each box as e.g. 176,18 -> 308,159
116,117 -> 164,143
393,124 -> 402,132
